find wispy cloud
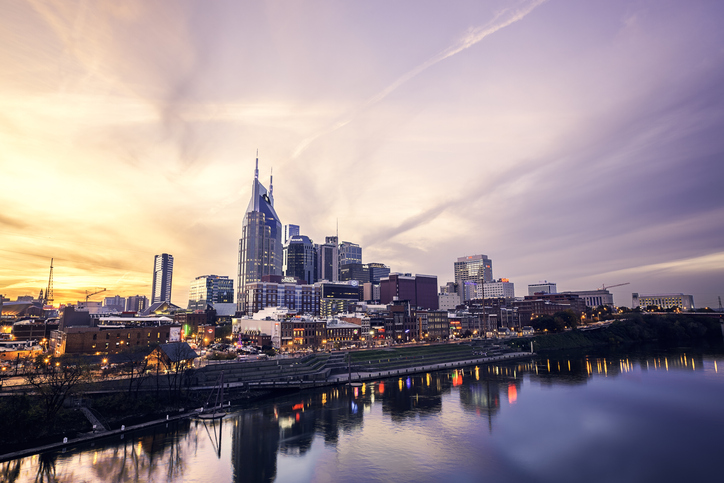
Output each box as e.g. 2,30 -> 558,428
292,0 -> 547,159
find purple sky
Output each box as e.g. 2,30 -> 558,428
1,0 -> 723,308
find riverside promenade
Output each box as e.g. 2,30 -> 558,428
0,347 -> 533,462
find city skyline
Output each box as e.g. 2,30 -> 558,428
1,0 -> 723,308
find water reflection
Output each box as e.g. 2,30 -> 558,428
6,344 -> 724,482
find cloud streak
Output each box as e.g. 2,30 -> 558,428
292,0 -> 547,159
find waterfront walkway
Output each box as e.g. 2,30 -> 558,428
0,350 -> 533,462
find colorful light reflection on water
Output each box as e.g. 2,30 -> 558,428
4,345 -> 724,482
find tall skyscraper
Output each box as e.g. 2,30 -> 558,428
317,236 -> 339,282
283,235 -> 317,284
454,254 -> 493,302
188,275 -> 234,311
237,154 -> 282,312
152,253 -> 174,304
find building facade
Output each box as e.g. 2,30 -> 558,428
243,278 -> 320,315
632,293 -> 695,311
340,263 -> 370,285
152,253 -> 174,304
283,235 -> 317,285
339,241 -> 362,266
528,281 -> 557,296
454,255 -> 493,302
320,282 -> 361,317
380,273 -> 439,310
438,292 -> 461,311
237,155 -> 283,312
188,275 -> 234,311
317,236 -> 339,282
126,295 -> 149,313
480,279 -> 515,299
562,289 -> 614,308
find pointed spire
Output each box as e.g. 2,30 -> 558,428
254,149 -> 259,179
269,167 -> 274,197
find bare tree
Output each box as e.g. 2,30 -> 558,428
24,357 -> 90,432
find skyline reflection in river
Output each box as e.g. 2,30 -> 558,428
4,343 -> 723,482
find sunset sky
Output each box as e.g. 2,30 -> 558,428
2,0 -> 723,309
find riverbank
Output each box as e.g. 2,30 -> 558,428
513,313 -> 724,352
0,408 -> 195,463
0,348 -> 534,461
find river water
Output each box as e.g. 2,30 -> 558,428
4,343 -> 724,483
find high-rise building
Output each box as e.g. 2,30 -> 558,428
339,241 -> 362,266
126,295 -> 148,313
284,224 -> 300,243
339,263 -> 369,285
454,254 -> 492,302
237,154 -> 283,312
317,236 -> 339,282
152,254 -> 174,304
283,235 -> 317,285
188,275 -> 234,311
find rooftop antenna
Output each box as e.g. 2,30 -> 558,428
254,149 -> 259,179
270,166 -> 273,197
336,218 -> 339,241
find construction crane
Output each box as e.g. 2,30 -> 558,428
85,288 -> 107,302
599,282 -> 630,291
41,258 -> 54,306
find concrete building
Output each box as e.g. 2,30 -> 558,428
103,295 -> 126,313
438,292 -> 460,311
562,289 -> 614,308
380,273 -> 439,310
363,282 -> 381,304
528,281 -> 557,296
237,154 -> 283,312
188,275 -> 234,311
152,253 -> 174,304
480,278 -> 515,299
126,295 -> 149,313
454,255 -> 493,302
317,236 -> 339,282
632,293 -> 695,311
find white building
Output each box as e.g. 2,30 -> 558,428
632,293 -> 695,311
563,290 -> 614,308
528,281 -> 556,296
480,279 -> 515,299
439,292 -> 461,311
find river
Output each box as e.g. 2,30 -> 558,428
4,342 -> 724,482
